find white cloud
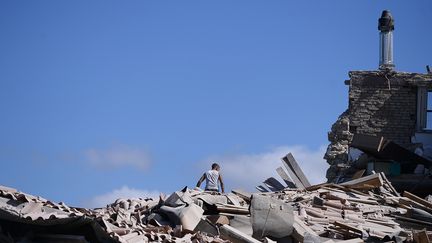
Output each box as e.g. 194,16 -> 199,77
84,144 -> 151,170
203,145 -> 327,192
84,186 -> 162,208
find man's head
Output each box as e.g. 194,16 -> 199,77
211,163 -> 220,171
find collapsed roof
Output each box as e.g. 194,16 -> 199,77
1,163 -> 431,243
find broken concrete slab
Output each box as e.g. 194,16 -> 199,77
159,203 -> 204,232
250,194 -> 293,239
220,224 -> 262,243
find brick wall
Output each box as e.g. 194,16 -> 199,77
324,70 -> 432,182
348,71 -> 417,146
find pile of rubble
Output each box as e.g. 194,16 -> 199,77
1,169 -> 432,242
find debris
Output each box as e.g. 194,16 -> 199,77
350,134 -> 432,167
276,166 -> 296,188
403,191 -> 432,209
250,194 -> 293,239
282,153 -> 312,188
220,224 -> 261,243
1,152 -> 432,242
340,172 -> 383,189
207,215 -> 230,225
263,177 -> 286,192
256,185 -> 270,193
281,154 -> 306,189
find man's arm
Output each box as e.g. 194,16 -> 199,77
196,173 -> 206,188
218,174 -> 225,193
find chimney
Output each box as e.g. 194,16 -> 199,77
378,10 -> 395,70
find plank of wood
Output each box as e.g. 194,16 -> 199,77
282,153 -> 311,187
305,183 -> 330,191
281,157 -> 305,189
276,166 -> 296,188
344,214 -> 366,224
346,198 -> 379,205
413,230 -> 430,243
262,182 -> 278,192
327,184 -> 371,196
215,205 -> 249,215
380,172 -> 400,196
399,197 -> 432,215
393,215 -> 432,227
255,185 -> 269,193
263,177 -> 285,191
403,191 -> 432,209
362,221 -> 400,233
307,216 -> 329,224
333,221 -> 363,235
341,173 -> 383,188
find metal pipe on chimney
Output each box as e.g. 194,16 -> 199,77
378,10 -> 395,70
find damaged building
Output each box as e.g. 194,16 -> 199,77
1,10 -> 432,243
324,10 -> 432,196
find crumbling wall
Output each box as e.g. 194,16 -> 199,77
324,111 -> 353,182
325,70 -> 432,182
348,71 -> 418,145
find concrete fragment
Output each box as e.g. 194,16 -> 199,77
164,187 -> 194,207
159,203 -> 204,231
147,213 -> 171,226
194,194 -> 228,206
194,217 -> 219,236
226,194 -> 241,206
231,189 -> 252,203
220,224 -> 261,243
228,215 -> 253,236
250,194 -> 293,239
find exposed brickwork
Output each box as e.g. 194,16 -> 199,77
348,71 -> 418,145
325,70 -> 432,182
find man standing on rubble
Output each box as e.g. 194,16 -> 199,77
196,163 -> 225,193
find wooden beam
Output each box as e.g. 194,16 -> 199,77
263,177 -> 285,191
276,166 -> 296,188
282,153 -> 311,187
215,204 -> 249,215
413,230 -> 430,243
399,197 -> 432,215
341,173 -> 383,189
394,215 -> 432,227
380,172 -> 400,196
255,185 -> 269,193
403,191 -> 432,209
281,157 -> 305,189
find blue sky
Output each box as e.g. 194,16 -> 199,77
0,1 -> 431,207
